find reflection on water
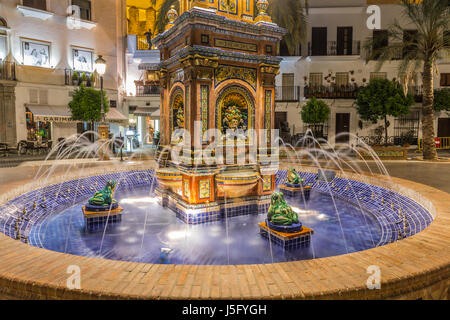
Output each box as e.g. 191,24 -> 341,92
29,186 -> 381,265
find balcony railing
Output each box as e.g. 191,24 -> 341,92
308,41 -> 360,56
304,84 -> 359,99
136,84 -> 160,96
275,86 -> 301,102
137,35 -> 150,50
65,69 -> 99,87
0,60 -> 16,81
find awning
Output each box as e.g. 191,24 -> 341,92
133,107 -> 158,117
26,104 -> 73,122
26,104 -> 128,125
106,108 -> 128,124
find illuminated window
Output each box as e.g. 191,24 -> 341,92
72,48 -> 93,72
21,39 -> 50,68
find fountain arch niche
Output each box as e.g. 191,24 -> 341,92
152,1 -> 285,223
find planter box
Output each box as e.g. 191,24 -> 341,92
358,146 -> 408,160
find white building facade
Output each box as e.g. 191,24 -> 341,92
275,0 -> 450,147
0,0 -> 128,146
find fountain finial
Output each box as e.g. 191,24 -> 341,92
254,0 -> 272,24
165,5 -> 178,31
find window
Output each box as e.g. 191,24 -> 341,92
311,27 -> 327,56
309,73 -> 323,87
72,48 -> 93,72
22,0 -> 47,11
444,30 -> 450,48
0,18 -> 7,61
403,30 -> 418,58
372,30 -> 388,58
440,73 -> 450,87
337,27 -> 353,55
336,73 -> 349,87
72,0 -> 91,21
21,39 -> 50,68
370,72 -> 387,80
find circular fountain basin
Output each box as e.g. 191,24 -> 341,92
215,170 -> 259,198
0,165 -> 446,299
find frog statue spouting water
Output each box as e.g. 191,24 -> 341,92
287,167 -> 303,185
88,180 -> 117,206
267,192 -> 299,226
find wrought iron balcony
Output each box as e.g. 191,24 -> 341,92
0,60 -> 16,81
304,84 -> 359,99
308,41 -> 361,56
137,35 -> 150,50
275,86 -> 301,102
135,84 -> 160,96
65,69 -> 99,87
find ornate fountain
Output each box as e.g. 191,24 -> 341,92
151,1 -> 286,224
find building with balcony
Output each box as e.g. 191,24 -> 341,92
275,0 -> 450,147
0,0 -> 128,147
123,0 -> 164,147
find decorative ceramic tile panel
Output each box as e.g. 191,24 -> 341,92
262,175 -> 272,191
200,85 -> 209,143
264,89 -> 272,142
214,39 -> 257,52
214,65 -> 257,90
199,179 -> 210,199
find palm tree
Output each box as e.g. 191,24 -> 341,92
365,0 -> 449,160
154,0 -> 309,55
268,0 -> 309,56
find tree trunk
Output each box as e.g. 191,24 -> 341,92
384,115 -> 388,146
421,60 -> 437,160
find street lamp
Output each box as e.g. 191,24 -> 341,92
95,55 -> 107,122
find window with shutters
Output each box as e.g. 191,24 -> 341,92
309,73 -> 323,87
22,0 -> 47,11
336,73 -> 349,87
72,0 -> 91,21
370,72 -> 387,81
440,73 -> 450,87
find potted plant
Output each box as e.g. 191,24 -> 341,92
153,131 -> 160,146
87,73 -> 95,87
72,71 -> 79,86
80,72 -> 88,86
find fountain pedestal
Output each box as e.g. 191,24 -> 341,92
259,222 -> 313,248
82,204 -> 123,228
279,183 -> 311,199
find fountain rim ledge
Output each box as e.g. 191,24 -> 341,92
0,161 -> 448,299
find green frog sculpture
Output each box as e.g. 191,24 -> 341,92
287,167 -> 304,186
88,180 -> 117,207
267,192 -> 299,226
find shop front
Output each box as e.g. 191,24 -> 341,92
130,106 -> 160,146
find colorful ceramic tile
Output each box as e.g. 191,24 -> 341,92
199,179 -> 210,199
214,65 -> 257,90
200,85 -> 209,143
262,175 -> 272,192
